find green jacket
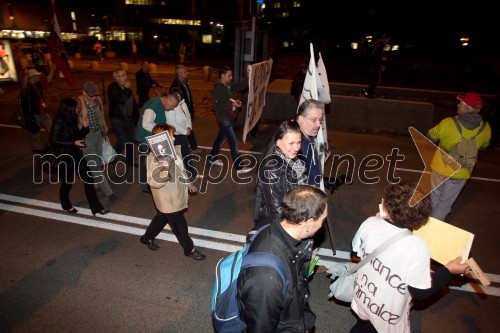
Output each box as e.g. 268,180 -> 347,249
135,97 -> 167,143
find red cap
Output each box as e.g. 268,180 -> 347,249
457,92 -> 482,108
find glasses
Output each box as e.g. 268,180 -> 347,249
306,117 -> 324,124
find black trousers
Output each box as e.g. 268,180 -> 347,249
59,156 -> 104,214
174,134 -> 197,178
144,210 -> 194,255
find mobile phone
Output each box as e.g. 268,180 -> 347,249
379,204 -> 387,218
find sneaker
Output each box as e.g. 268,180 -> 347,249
186,249 -> 206,260
191,148 -> 203,154
209,159 -> 223,167
237,167 -> 253,175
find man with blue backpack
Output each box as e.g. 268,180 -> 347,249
212,185 -> 328,332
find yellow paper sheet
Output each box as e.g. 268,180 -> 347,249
413,217 -> 474,265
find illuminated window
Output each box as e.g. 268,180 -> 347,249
293,1 -> 301,7
71,12 -> 76,20
152,18 -> 201,26
125,0 -> 153,5
202,34 -> 212,44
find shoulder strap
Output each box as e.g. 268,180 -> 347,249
348,229 -> 412,274
242,252 -> 289,300
453,118 -> 463,136
454,118 -> 487,139
471,121 -> 487,139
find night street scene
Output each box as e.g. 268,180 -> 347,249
0,1 -> 499,332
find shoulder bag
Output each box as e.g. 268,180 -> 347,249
328,229 -> 411,303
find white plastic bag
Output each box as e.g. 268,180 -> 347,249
327,262 -> 356,303
101,137 -> 117,165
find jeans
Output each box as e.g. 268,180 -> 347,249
209,120 -> 242,169
111,117 -> 135,166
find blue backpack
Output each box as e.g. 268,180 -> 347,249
211,224 -> 289,332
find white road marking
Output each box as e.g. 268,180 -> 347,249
0,193 -> 498,297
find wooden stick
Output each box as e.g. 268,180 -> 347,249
466,258 -> 490,286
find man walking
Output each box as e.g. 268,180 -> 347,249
169,64 -> 202,154
77,81 -> 116,201
427,92 -> 491,221
136,62 -> 159,110
21,65 -> 56,153
208,66 -> 251,174
107,68 -> 138,168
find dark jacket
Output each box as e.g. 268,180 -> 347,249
170,77 -> 194,119
211,79 -> 248,122
300,134 -> 321,187
49,108 -> 89,163
135,69 -> 158,107
237,221 -> 316,333
107,81 -> 138,122
257,154 -> 301,227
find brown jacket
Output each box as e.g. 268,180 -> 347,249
77,95 -> 108,135
147,146 -> 189,213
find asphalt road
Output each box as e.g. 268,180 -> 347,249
1,58 -> 500,332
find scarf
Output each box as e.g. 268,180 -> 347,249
457,112 -> 483,130
274,147 -> 308,185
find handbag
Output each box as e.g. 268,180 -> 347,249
328,230 -> 411,303
101,136 -> 117,165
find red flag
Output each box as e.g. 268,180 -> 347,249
48,0 -> 74,85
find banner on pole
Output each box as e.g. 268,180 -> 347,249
242,59 -> 273,143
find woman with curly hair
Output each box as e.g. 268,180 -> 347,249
349,182 -> 469,333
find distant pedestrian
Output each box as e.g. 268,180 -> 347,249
107,68 -> 138,168
178,43 -> 187,64
140,122 -> 206,260
31,42 -> 47,75
208,66 -> 252,174
93,41 -> 103,61
135,62 -> 160,109
131,40 -> 138,64
21,65 -> 56,153
169,64 -> 202,153
362,33 -> 390,98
